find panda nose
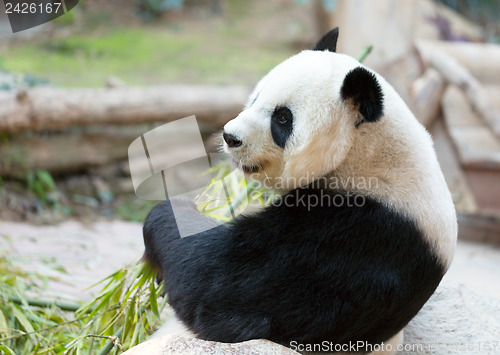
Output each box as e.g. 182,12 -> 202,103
223,132 -> 242,148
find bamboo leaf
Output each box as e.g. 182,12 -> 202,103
205,213 -> 231,221
129,322 -> 141,347
0,344 -> 16,355
85,291 -> 116,320
148,281 -> 160,321
0,309 -> 8,334
82,268 -> 124,293
64,335 -> 85,350
122,296 -> 136,341
9,304 -> 36,343
357,44 -> 373,63
26,313 -> 56,327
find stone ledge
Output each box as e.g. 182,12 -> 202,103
124,281 -> 500,355
402,281 -> 500,355
122,335 -> 298,355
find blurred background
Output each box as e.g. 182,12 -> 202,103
0,0 -> 500,221
0,0 -> 499,352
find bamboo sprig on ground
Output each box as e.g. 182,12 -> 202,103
0,256 -> 165,355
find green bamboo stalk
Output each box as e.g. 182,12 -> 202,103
8,296 -> 82,313
98,328 -> 123,355
357,45 -> 373,63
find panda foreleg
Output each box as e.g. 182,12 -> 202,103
368,330 -> 403,355
149,313 -> 195,340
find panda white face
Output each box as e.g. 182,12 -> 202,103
223,49 -> 381,191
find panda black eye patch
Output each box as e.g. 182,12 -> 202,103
271,106 -> 293,148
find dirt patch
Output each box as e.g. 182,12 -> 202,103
0,160 -> 157,224
0,219 -> 143,300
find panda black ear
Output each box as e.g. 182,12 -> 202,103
341,67 -> 384,128
313,27 -> 339,52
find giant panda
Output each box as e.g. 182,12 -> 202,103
143,28 -> 457,354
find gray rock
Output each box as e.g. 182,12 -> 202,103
124,281 -> 500,355
402,281 -> 500,355
122,335 -> 299,355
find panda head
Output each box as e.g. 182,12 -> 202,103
223,28 -> 384,191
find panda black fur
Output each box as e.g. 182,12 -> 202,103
143,28 -> 457,353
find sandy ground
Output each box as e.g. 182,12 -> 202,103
0,219 -> 499,302
0,220 -> 143,301
445,240 -> 500,298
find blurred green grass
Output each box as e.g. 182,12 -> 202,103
1,26 -> 293,87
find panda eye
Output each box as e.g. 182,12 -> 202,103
277,114 -> 288,124
271,106 -> 293,149
273,107 -> 293,126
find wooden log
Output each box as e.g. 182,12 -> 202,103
464,169 -> 500,214
0,117 -> 222,178
428,51 -> 500,141
0,129 -> 138,178
441,86 -> 500,171
458,213 -> 500,246
431,118 -> 478,214
415,0 -> 483,42
376,47 -> 425,104
410,68 -> 446,128
485,85 -> 500,113
441,86 -> 500,214
0,85 -> 250,133
416,40 -> 500,84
